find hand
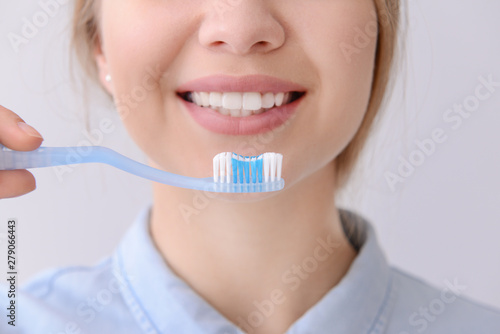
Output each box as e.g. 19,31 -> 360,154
0,105 -> 44,199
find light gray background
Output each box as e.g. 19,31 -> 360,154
0,0 -> 499,311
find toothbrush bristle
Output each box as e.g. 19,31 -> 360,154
213,152 -> 283,184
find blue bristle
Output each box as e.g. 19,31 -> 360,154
228,153 -> 269,184
257,157 -> 263,183
250,158 -> 257,183
238,157 -> 244,183
232,156 -> 238,183
244,157 -> 250,183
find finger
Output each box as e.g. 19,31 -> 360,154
0,105 -> 44,151
0,170 -> 36,199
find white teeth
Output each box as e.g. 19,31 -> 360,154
243,92 -> 262,110
190,91 -> 297,117
241,109 -> 252,117
218,108 -> 230,116
209,92 -> 223,107
262,92 -> 275,109
192,92 -> 202,105
200,92 -> 210,107
223,92 -> 242,110
213,152 -> 283,184
230,109 -> 241,117
217,107 -> 269,116
275,92 -> 285,107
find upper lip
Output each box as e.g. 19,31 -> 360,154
176,75 -> 307,94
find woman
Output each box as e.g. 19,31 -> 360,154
1,0 -> 499,333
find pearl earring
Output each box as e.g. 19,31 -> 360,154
105,74 -> 112,82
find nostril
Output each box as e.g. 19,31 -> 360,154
198,9 -> 286,56
212,41 -> 225,47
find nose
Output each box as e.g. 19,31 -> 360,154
199,0 -> 285,55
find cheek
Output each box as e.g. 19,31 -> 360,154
277,1 -> 377,184
302,2 -> 377,152
101,1 -> 197,95
99,1 -> 200,172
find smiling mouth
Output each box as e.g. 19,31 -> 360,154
178,91 -> 305,117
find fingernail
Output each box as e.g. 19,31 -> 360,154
18,122 -> 44,139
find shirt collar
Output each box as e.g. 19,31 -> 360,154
286,209 -> 396,334
113,205 -> 396,334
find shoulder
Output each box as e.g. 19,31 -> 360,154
0,257 -> 140,334
386,267 -> 500,334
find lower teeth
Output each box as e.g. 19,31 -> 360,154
215,107 -> 269,117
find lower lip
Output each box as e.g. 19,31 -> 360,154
180,96 -> 304,136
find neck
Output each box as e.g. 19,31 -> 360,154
150,162 -> 357,334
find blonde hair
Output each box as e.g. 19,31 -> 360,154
72,0 -> 401,191
335,0 -> 401,190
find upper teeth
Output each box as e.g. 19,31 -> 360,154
191,92 -> 291,116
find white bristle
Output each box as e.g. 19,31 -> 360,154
270,153 -> 277,182
218,153 -> 225,183
263,153 -> 270,183
213,153 -> 220,183
225,152 -> 232,183
276,154 -> 283,180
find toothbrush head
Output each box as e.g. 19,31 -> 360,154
213,152 -> 284,191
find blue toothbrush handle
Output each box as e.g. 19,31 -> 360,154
0,145 -> 103,170
0,144 -> 206,187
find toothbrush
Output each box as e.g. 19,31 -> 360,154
0,145 -> 284,193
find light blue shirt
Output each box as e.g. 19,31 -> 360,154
2,206 -> 500,333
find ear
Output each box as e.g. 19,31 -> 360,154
94,39 -> 114,95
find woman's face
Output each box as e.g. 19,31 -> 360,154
96,0 -> 378,194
